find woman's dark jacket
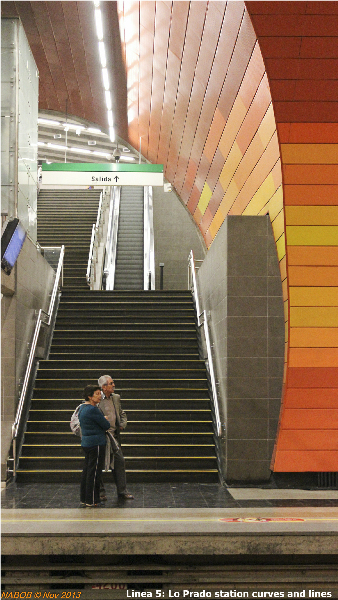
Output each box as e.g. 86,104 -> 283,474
78,404 -> 110,447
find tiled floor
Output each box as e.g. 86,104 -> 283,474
2,481 -> 338,509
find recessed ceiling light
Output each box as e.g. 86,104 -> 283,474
70,147 -> 92,154
87,127 -> 102,134
38,118 -> 61,126
47,143 -> 67,150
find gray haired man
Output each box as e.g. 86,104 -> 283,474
98,374 -> 134,500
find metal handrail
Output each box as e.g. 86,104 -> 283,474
11,245 -> 65,476
86,191 -> 103,284
104,186 -> 120,290
144,186 -> 155,290
188,250 -> 221,437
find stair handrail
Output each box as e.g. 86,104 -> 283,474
11,245 -> 65,477
144,186 -> 155,290
104,186 -> 120,289
86,190 -> 103,285
188,250 -> 221,437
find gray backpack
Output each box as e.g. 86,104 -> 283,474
70,404 -> 84,437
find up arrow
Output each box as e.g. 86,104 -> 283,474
114,175 -> 119,182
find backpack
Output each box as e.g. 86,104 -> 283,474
70,404 -> 84,437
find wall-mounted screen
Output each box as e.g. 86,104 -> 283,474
1,218 -> 27,275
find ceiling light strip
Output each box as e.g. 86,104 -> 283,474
93,1 -> 115,142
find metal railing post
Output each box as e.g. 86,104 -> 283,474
188,250 -> 221,437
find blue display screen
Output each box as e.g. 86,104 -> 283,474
1,221 -> 26,274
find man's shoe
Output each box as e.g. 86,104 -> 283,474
118,492 -> 134,500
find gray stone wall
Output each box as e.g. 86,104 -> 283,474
153,187 -> 206,290
1,237 -> 55,480
197,216 -> 284,482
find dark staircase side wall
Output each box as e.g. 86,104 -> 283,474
197,216 -> 285,483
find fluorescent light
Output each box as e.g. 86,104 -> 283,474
102,68 -> 109,91
38,118 -> 60,126
64,123 -> 85,131
93,151 -> 111,158
70,147 -> 92,154
109,127 -> 115,143
87,127 -> 102,134
105,91 -> 112,110
95,9 -> 103,40
93,0 -> 100,6
37,142 -> 46,146
47,143 -> 68,150
120,156 -> 136,162
107,110 -> 114,127
98,42 -> 106,68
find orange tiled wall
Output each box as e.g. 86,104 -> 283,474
247,1 -> 338,472
119,0 -> 338,472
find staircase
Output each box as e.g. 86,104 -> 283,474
17,290 -> 218,483
37,189 -> 101,288
114,186 -> 144,290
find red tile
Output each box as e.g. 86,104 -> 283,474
287,367 -> 338,388
258,36 -> 302,58
274,102 -> 338,123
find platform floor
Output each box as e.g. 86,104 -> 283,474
2,483 -> 338,596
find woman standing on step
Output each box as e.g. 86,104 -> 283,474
79,384 -> 110,507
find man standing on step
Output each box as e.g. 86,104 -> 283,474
97,375 -> 134,500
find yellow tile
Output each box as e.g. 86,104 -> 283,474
290,306 -> 338,328
219,142 -> 242,192
197,182 -> 212,216
219,97 -> 247,159
242,173 -> 276,215
290,287 -> 338,307
286,225 -> 338,246
258,104 -> 276,148
272,210 -> 285,242
285,206 -> 338,226
218,180 -> 239,216
209,209 -> 225,239
276,231 -> 286,262
281,144 -> 338,164
266,186 -> 283,221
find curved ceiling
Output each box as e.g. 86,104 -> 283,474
1,0 -> 128,139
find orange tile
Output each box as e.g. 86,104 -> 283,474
283,165 -> 338,185
282,408 -> 338,429
287,367 -> 338,388
290,327 -> 338,348
288,266 -> 338,287
289,348 -> 338,368
282,144 -> 338,165
273,450 -> 338,472
277,123 -> 291,143
284,123 -> 338,144
284,388 -> 338,409
284,184 -> 338,205
193,206 -> 202,226
203,108 -> 226,163
288,246 -> 338,266
278,430 -> 338,450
